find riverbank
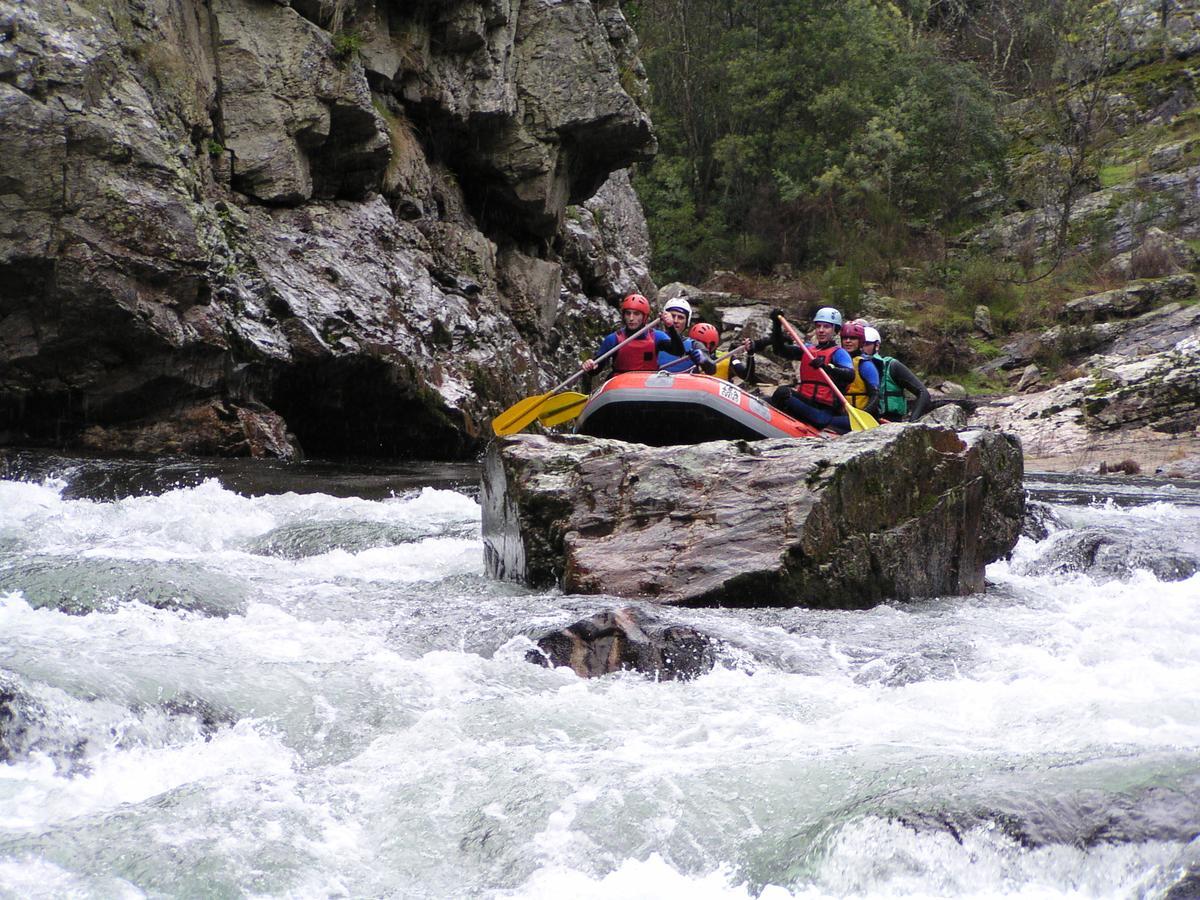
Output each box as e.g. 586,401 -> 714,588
1023,433 -> 1200,477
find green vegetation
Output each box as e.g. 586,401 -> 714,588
630,0 -> 1006,283
623,0 -> 1200,388
332,30 -> 364,61
1098,163 -> 1138,188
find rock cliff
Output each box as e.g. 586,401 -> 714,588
483,426 -> 1024,607
0,0 -> 655,459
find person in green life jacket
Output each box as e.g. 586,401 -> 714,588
656,298 -> 716,374
582,293 -> 686,380
861,325 -> 931,421
839,320 -> 880,416
689,323 -> 756,383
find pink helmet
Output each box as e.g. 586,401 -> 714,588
841,321 -> 866,341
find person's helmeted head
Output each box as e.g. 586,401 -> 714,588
688,322 -> 719,354
663,297 -> 693,331
811,306 -> 843,343
862,325 -> 881,356
620,293 -> 650,329
840,320 -> 865,353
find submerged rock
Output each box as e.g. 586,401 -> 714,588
526,607 -> 715,680
1015,525 -> 1200,582
483,425 -> 1024,608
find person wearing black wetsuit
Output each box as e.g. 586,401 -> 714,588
862,325 -> 931,421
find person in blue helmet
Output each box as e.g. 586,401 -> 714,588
763,306 -> 857,433
655,298 -> 716,374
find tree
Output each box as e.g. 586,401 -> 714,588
630,0 -> 1006,281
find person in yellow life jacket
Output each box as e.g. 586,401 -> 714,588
582,293 -> 685,380
688,323 -> 756,383
839,320 -> 880,416
861,325 -> 930,421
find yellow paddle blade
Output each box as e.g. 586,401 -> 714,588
491,392 -> 552,436
537,392 -> 589,427
847,406 -> 880,432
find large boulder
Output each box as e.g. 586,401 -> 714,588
483,426 -> 1024,607
526,607 -> 715,680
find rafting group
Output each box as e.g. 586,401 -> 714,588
492,293 -> 931,445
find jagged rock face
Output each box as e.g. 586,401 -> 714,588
971,335 -> 1200,463
482,426 -> 1024,608
0,0 -> 655,459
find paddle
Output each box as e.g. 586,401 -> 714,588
777,315 -> 879,432
704,343 -> 748,376
536,391 -> 590,427
491,318 -> 658,436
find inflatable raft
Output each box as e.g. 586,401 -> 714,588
575,371 -> 826,445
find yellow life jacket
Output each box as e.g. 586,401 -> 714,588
714,356 -> 734,381
846,356 -> 871,410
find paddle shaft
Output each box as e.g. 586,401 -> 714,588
659,341 -> 746,374
777,315 -> 854,412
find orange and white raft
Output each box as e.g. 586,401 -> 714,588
574,372 -> 826,445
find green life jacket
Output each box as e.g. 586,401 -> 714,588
873,355 -> 908,419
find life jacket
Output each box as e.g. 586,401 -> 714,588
613,328 -> 659,373
795,343 -> 839,407
845,356 -> 872,410
713,355 -> 733,381
873,355 -> 908,419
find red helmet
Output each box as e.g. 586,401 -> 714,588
620,293 -> 651,316
688,323 -> 719,353
841,321 -> 866,341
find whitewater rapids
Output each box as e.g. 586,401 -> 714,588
0,462 -> 1197,898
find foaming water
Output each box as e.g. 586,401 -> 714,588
1,462 -> 1198,898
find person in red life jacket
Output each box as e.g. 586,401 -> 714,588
582,293 -> 686,380
839,320 -> 880,416
861,325 -> 930,421
656,298 -> 717,374
690,322 -> 756,383
762,306 -> 857,432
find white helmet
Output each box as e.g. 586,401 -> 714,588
663,297 -> 692,324
863,326 -> 881,346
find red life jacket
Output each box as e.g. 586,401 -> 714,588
612,329 -> 659,373
796,343 -> 839,407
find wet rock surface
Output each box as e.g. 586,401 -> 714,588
526,607 -> 716,680
970,334 -> 1200,465
483,426 -> 1024,607
1014,525 -> 1200,582
0,0 -> 654,459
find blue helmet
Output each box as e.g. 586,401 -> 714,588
812,307 -> 843,330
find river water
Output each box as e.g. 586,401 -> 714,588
1,453 -> 1198,899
